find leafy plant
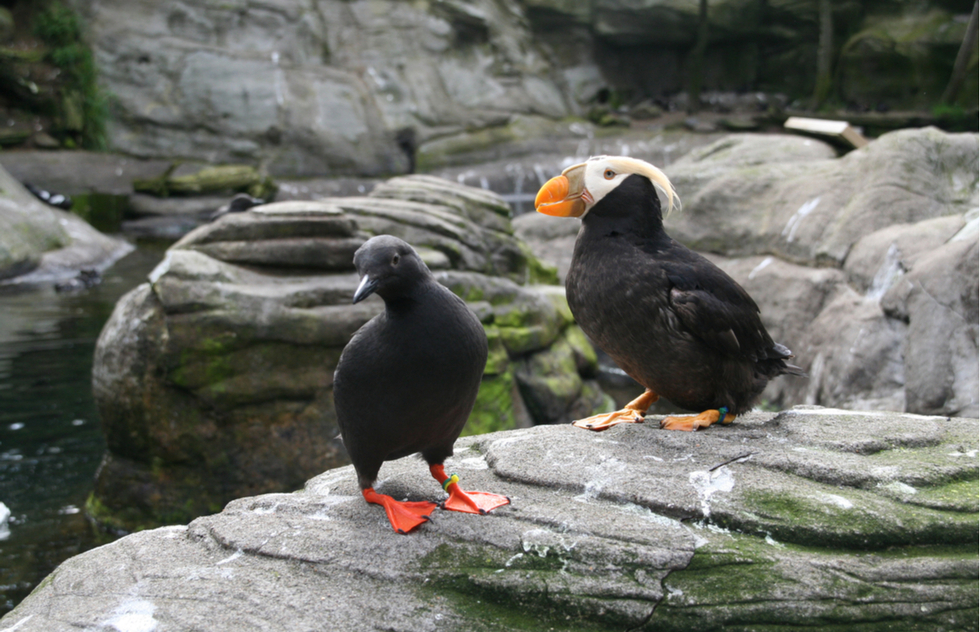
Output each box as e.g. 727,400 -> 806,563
33,2 -> 107,150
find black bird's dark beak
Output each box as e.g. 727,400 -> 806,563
352,275 -> 378,304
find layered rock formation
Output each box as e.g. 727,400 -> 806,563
89,176 -> 612,532
517,127 -> 979,419
5,407 -> 977,631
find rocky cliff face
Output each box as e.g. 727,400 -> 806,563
4,407 -> 977,631
73,0 -> 977,177
88,176 -> 612,532
74,0 -> 572,176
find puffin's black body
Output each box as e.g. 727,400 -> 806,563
566,174 -> 804,418
333,235 -> 507,532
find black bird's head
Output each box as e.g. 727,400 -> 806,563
533,156 -> 678,223
351,235 -> 432,304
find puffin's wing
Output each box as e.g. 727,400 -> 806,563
662,260 -> 776,362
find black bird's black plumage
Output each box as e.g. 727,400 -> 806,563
566,173 -> 804,418
333,236 -> 507,533
334,235 -> 488,487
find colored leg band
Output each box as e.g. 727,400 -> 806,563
442,473 -> 459,491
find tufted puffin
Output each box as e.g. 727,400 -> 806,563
333,235 -> 510,534
534,156 -> 805,432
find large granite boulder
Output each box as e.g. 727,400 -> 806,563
0,163 -> 131,284
89,175 -> 612,532
5,407 -> 977,630
516,127 -> 979,419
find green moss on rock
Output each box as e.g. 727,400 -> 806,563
463,371 -> 518,437
651,530 -> 980,631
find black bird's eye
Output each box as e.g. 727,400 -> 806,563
604,169 -> 616,180
392,254 -> 400,266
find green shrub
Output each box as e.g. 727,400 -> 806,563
34,2 -> 107,150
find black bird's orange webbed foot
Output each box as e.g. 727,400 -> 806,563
430,464 -> 510,515
660,407 -> 735,432
362,488 -> 437,534
572,389 -> 659,432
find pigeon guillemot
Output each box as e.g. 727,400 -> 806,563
333,235 -> 509,533
534,156 -> 805,432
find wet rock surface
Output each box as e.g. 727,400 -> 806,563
4,407 -> 976,631
89,176 -> 611,531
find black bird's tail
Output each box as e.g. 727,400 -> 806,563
770,342 -> 807,378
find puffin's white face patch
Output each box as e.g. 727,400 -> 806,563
578,155 -> 677,216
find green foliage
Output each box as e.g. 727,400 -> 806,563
33,2 -> 107,150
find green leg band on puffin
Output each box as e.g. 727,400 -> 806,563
660,406 -> 735,432
361,488 -> 437,535
430,464 -> 510,515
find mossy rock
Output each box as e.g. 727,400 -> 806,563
134,164 -> 278,200
10,409 -> 974,630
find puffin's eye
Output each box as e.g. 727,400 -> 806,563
604,169 -> 616,180
392,254 -> 400,266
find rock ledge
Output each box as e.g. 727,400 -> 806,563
4,407 -> 976,631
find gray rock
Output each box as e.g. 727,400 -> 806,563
665,128 -> 978,266
88,176 -> 607,532
75,0 -> 574,176
844,215 -> 967,295
893,232 -> 980,417
127,193 -> 232,217
0,150 -> 171,197
513,212 -> 580,282
0,164 -> 132,284
5,407 -> 977,631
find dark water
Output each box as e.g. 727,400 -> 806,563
0,245 -> 165,615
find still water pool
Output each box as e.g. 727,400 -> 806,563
0,245 -> 165,615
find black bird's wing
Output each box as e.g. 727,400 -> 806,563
659,253 -> 787,365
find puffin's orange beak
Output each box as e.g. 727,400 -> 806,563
535,164 -> 587,217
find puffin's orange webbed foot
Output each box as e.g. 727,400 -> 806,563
362,488 -> 437,535
572,408 -> 645,431
572,389 -> 659,432
660,407 -> 735,432
430,465 -> 510,515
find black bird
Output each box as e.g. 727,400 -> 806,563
534,156 -> 805,432
24,182 -> 72,210
333,235 -> 509,533
209,193 -> 263,221
54,268 -> 101,293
